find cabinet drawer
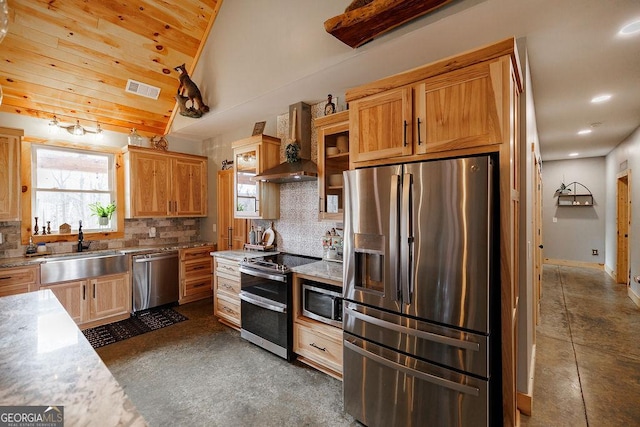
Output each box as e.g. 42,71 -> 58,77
216,259 -> 240,277
0,266 -> 38,286
184,258 -> 212,277
294,323 -> 343,373
215,293 -> 240,326
181,246 -> 215,261
184,276 -> 212,297
0,282 -> 31,297
215,274 -> 240,297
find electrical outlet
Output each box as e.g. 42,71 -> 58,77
0,232 -> 3,244
212,223 -> 217,233
149,227 -> 156,238
592,249 -> 598,256
553,217 -> 557,223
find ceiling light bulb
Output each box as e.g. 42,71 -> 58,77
591,94 -> 611,103
578,129 -> 592,135
71,120 -> 85,136
48,116 -> 60,134
95,124 -> 104,140
569,152 -> 579,157
619,19 -> 640,36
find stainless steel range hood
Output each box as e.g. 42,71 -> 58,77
254,102 -> 317,183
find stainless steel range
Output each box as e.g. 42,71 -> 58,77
239,253 -> 319,360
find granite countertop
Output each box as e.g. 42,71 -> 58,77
291,260 -> 344,284
0,290 -> 146,426
0,242 -> 215,269
211,250 -> 279,262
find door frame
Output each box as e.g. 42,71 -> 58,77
532,154 -> 543,326
616,170 -> 631,285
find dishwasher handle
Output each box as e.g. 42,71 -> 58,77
134,252 -> 178,263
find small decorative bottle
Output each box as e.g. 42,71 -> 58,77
33,217 -> 39,235
249,226 -> 256,245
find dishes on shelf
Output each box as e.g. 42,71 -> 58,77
328,174 -> 343,187
326,146 -> 339,156
336,135 -> 348,153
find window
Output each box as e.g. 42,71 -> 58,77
32,145 -> 116,232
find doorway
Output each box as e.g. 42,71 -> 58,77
616,171 -> 631,285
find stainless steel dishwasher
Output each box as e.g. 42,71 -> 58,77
132,250 -> 179,312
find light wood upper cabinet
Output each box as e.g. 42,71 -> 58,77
315,111 -> 350,221
348,57 -> 507,166
124,146 -> 207,218
415,60 -> 503,154
0,128 -> 23,221
217,169 -> 247,250
349,87 -> 413,163
174,157 -> 206,216
232,135 -> 281,219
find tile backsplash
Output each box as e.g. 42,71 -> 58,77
0,218 -> 203,259
250,101 -> 340,259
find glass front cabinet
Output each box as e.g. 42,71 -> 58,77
315,111 -> 349,221
232,135 -> 281,219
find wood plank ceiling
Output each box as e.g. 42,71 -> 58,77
0,0 -> 221,137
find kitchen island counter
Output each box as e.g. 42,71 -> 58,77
291,260 -> 343,284
0,290 -> 146,426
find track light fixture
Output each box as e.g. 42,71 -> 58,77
49,116 -> 103,139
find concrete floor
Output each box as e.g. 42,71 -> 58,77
97,264 -> 640,426
97,299 -> 357,427
521,265 -> 640,426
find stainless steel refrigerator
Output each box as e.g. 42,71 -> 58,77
342,155 -> 500,427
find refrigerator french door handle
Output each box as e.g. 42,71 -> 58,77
345,305 -> 480,352
344,339 -> 480,397
401,173 -> 413,305
389,174 -> 401,302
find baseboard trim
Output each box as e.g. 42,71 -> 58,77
604,264 -> 615,280
629,286 -> 640,309
544,258 -> 604,270
516,343 -> 536,416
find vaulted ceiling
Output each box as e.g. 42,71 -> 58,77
0,0 -> 221,136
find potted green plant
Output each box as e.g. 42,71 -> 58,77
89,201 -> 116,225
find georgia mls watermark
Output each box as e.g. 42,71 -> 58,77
0,406 -> 63,427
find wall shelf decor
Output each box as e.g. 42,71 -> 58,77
555,181 -> 594,206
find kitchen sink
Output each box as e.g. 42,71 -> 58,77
40,251 -> 128,284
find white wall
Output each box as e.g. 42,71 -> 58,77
517,40 -> 540,394
605,125 -> 640,297
541,157 -> 607,264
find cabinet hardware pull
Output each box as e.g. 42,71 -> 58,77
168,200 -> 172,212
417,118 -> 422,145
310,343 -> 326,352
0,276 -> 12,280
83,284 -> 86,300
93,283 -> 96,299
319,197 -> 323,213
403,120 -> 408,147
194,282 -> 207,288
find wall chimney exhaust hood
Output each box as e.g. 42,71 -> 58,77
254,102 -> 317,183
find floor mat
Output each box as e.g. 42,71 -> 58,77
83,307 -> 188,349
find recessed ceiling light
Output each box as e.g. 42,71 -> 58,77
569,152 -> 579,157
578,129 -> 592,135
619,19 -> 640,36
591,94 -> 611,103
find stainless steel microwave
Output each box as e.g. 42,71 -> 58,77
302,282 -> 343,328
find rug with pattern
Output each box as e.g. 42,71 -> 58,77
83,307 -> 188,349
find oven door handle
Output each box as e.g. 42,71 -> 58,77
239,291 -> 287,313
239,266 -> 287,283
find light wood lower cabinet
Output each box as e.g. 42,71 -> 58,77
0,265 -> 39,297
179,245 -> 214,304
213,257 -> 241,329
40,272 -> 131,329
292,273 -> 343,379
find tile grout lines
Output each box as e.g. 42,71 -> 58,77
558,265 -> 590,427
